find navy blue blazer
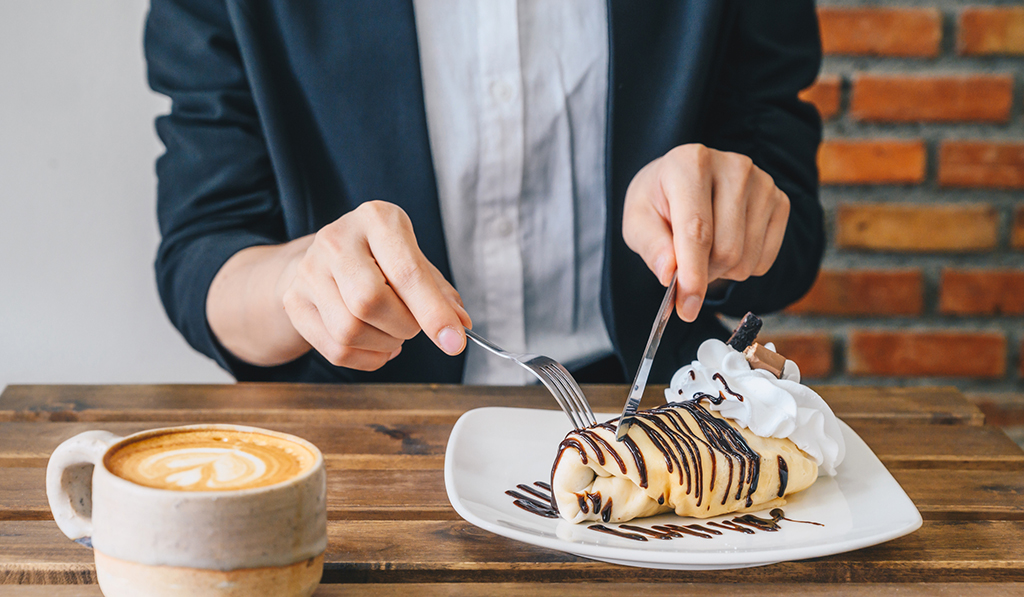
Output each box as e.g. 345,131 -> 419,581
145,0 -> 824,384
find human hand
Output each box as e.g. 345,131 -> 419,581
281,201 -> 472,371
622,144 -> 790,322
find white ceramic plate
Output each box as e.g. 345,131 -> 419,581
444,407 -> 922,570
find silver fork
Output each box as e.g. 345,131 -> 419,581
464,328 -> 598,430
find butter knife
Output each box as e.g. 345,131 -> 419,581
615,271 -> 677,441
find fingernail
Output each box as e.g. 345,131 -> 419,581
682,295 -> 702,321
437,326 -> 464,355
654,254 -> 670,285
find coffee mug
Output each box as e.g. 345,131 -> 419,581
46,424 -> 327,597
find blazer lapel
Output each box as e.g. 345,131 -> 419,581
604,0 -> 731,378
253,0 -> 461,381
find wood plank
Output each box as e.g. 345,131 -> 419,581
6,465 -> 1023,523
3,520 -> 1023,584
323,519 -> 1024,584
891,469 -> 1024,520
0,468 -> 454,522
0,421 -> 450,468
1,419 -> 1018,471
325,583 -> 1024,596
0,521 -> 94,585
0,384 -> 984,425
847,421 -> 1024,470
3,584 -> 1024,596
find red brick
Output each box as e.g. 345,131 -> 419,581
850,74 -> 1013,123
939,142 -> 1024,189
940,269 -> 1024,316
1013,207 -> 1024,250
836,203 -> 998,252
818,7 -> 941,57
819,140 -> 926,185
786,270 -> 922,316
759,333 -> 833,379
848,331 -> 1006,378
959,7 -> 1024,56
799,76 -> 842,121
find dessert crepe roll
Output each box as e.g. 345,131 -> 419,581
551,402 -> 818,524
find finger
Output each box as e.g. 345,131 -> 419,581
622,162 -> 677,286
718,167 -> 776,281
283,292 -> 394,371
707,152 -> 751,282
306,272 -> 405,352
753,188 -> 790,276
663,147 -> 714,322
294,248 -> 407,351
362,204 -> 468,355
428,262 -> 473,329
324,234 -> 421,341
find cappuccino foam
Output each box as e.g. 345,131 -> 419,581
105,429 -> 317,491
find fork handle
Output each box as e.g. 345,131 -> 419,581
464,329 -> 508,359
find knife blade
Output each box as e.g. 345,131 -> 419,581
615,271 -> 677,441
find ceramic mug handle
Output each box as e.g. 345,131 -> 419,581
45,431 -> 122,547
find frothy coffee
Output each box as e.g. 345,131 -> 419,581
105,428 -> 317,491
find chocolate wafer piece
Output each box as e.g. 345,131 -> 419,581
726,312 -> 762,351
743,342 -> 787,378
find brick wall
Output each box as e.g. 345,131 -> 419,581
760,2 -> 1024,445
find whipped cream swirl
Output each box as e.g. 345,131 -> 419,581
666,339 -> 846,476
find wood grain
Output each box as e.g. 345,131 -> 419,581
0,421 -> 451,467
334,583 -> 1024,596
0,418 -> 1017,470
891,469 -> 1024,520
4,520 -> 1024,584
0,384 -> 984,425
320,519 -> 1024,583
6,465 -> 1023,522
3,583 -> 1024,596
0,468 -> 454,522
1,384 -> 1019,590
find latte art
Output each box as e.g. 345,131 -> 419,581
138,447 -> 269,490
106,429 -> 317,491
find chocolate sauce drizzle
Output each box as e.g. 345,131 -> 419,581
506,481 -> 821,542
777,455 -> 789,497
505,481 -> 558,519
712,372 -> 745,402
555,399 -> 762,515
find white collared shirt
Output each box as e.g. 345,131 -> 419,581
413,0 -> 613,384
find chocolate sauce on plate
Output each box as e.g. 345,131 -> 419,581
506,480 -> 822,542
505,481 -> 558,519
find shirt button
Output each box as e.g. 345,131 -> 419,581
490,80 -> 515,104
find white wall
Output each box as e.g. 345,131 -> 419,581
0,1 -> 233,390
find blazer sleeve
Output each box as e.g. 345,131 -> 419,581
699,0 -> 825,317
145,0 -> 286,374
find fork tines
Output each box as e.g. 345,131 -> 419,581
538,359 -> 597,429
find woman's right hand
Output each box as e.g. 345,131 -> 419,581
207,201 -> 471,370
282,201 -> 471,370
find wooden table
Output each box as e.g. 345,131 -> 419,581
1,383 -> 1023,595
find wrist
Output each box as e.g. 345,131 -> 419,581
273,235 -> 314,310
207,236 -> 315,367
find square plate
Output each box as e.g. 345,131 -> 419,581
444,407 -> 922,570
